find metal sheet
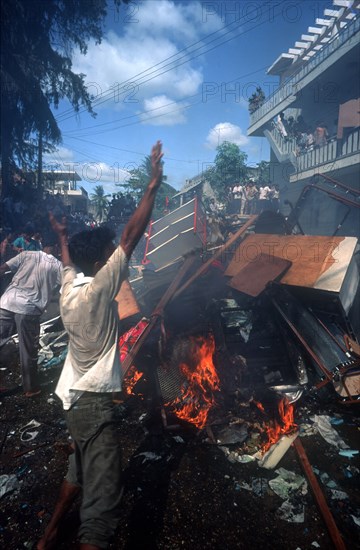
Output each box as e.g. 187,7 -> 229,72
145,198 -> 206,269
149,213 -> 195,248
146,229 -> 203,269
150,198 -> 197,234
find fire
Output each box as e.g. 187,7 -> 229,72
253,400 -> 265,413
123,365 -> 143,395
166,334 -> 220,429
258,397 -> 297,453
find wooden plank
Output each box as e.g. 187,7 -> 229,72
293,438 -> 346,550
225,234 -> 357,293
228,253 -> 291,297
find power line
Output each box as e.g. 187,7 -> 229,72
54,6 -> 248,121
58,60 -> 272,165
63,64 -> 268,137
55,0 -> 289,124
62,135 -> 203,164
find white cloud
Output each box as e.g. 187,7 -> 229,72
124,0 -> 224,43
205,122 -> 249,149
138,95 -> 188,126
73,32 -> 203,104
43,146 -> 74,168
80,161 -> 130,186
71,0 -> 224,124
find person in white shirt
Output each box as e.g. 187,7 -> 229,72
37,141 -> 164,550
257,184 -> 271,213
0,240 -> 62,397
232,183 -> 243,214
270,184 -> 280,212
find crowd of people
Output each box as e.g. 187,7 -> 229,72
0,184 -> 99,265
229,181 -> 280,215
274,113 -> 332,156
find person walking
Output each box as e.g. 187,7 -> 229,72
37,141 -> 164,550
0,238 -> 62,396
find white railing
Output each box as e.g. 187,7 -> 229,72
249,16 -> 360,126
267,124 -> 360,174
295,128 -> 360,173
269,124 -> 297,156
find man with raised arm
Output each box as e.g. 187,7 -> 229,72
38,141 -> 163,550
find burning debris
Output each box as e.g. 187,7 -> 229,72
1,180 -> 359,549
164,334 -> 220,429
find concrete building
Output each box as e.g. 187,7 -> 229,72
248,0 -> 360,214
43,170 -> 89,213
175,165 -> 260,205
173,175 -> 215,206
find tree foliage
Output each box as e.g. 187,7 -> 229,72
256,160 -> 271,183
207,141 -> 248,201
122,155 -> 176,220
90,184 -> 110,222
1,0 -> 126,196
108,192 -> 136,221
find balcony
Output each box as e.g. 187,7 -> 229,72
292,128 -> 360,181
265,120 -> 359,180
248,16 -> 360,131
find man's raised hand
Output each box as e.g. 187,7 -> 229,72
150,141 -> 163,188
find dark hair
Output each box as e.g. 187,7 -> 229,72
254,211 -> 289,235
69,226 -> 116,275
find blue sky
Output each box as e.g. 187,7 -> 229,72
44,0 -> 332,194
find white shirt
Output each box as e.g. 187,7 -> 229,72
232,185 -> 243,199
1,251 -> 62,315
55,245 -> 129,410
259,186 -> 271,200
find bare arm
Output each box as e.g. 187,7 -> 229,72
48,213 -> 72,267
120,141 -> 163,258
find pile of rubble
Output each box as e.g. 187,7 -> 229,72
1,175 -> 360,548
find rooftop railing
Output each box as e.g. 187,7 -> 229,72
249,16 -> 360,127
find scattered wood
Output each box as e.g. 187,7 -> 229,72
293,438 -> 347,550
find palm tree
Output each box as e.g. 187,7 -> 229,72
90,184 -> 110,222
123,155 -> 175,219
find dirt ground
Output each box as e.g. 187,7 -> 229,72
1,357 -> 359,550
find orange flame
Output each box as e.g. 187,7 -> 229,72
123,365 -> 143,395
167,334 -> 220,428
253,400 -> 265,413
261,397 -> 297,452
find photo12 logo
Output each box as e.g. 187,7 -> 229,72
201,81 -> 278,103
86,81 -> 139,105
201,1 -> 303,24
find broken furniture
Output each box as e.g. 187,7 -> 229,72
286,173 -> 360,238
226,233 -> 360,338
142,198 -> 207,270
271,286 -> 360,404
